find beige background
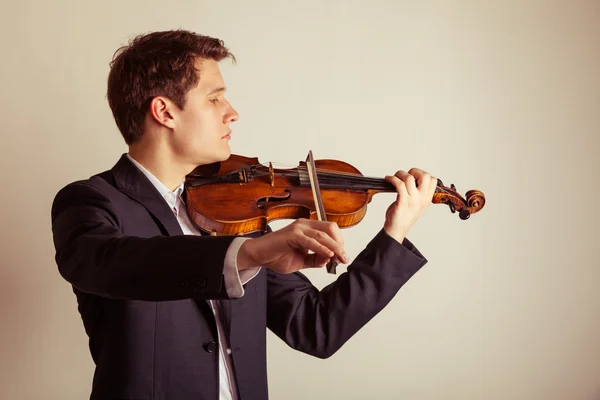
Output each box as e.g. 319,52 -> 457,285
1,0 -> 599,399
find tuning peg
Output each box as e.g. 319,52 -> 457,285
437,178 -> 444,187
448,202 -> 456,213
451,183 -> 456,190
459,209 -> 470,220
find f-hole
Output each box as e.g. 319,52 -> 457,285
257,189 -> 292,209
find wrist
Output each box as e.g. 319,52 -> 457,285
383,224 -> 407,244
237,240 -> 257,271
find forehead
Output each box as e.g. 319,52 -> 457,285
194,58 -> 225,92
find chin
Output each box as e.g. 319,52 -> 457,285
215,146 -> 231,162
196,147 -> 231,165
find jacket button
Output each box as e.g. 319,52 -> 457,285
204,341 -> 218,353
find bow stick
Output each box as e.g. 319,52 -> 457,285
305,150 -> 338,274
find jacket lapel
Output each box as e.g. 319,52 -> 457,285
110,153 -> 184,237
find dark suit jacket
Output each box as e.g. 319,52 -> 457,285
50,153 -> 428,400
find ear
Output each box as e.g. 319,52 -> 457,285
148,97 -> 176,129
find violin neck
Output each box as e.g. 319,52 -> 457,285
298,168 -> 440,193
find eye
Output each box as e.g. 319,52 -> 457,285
209,98 -> 220,104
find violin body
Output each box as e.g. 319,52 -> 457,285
184,153 -> 486,236
185,155 -> 377,235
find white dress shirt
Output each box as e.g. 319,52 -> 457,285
127,154 -> 260,400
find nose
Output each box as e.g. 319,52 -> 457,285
225,102 -> 239,123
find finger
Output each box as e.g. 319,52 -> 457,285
429,176 -> 438,200
303,228 -> 349,264
300,235 -> 336,260
428,176 -> 437,202
385,175 -> 409,203
305,253 -> 331,269
393,170 -> 417,195
299,219 -> 344,248
408,168 -> 432,192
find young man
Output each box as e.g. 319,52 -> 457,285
51,29 -> 438,400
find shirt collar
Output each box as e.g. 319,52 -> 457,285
126,153 -> 184,209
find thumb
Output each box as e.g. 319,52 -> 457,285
304,253 -> 329,268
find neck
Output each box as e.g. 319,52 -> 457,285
128,139 -> 190,192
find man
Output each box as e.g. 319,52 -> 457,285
51,29 -> 438,400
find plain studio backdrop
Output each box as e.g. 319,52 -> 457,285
1,0 -> 598,399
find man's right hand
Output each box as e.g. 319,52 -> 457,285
236,219 -> 350,274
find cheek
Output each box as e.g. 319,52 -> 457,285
176,102 -> 221,139
194,105 -> 220,127
186,109 -> 221,147
182,109 -> 205,135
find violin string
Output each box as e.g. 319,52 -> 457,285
251,170 -> 450,195
269,163 -> 451,191
251,163 -> 453,195
295,167 -> 451,193
296,169 -> 450,194
252,165 -> 385,185
263,162 -> 390,183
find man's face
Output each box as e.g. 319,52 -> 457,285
171,58 -> 238,166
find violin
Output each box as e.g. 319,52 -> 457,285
183,152 -> 486,238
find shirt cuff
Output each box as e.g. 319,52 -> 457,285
223,237 -> 261,298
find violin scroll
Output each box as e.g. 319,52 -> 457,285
433,179 -> 486,220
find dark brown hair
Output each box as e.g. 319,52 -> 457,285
107,30 -> 235,144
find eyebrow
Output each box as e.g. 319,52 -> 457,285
208,86 -> 227,95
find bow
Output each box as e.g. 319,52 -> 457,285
305,150 -> 338,274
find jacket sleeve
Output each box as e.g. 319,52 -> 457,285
51,181 -> 237,301
266,228 -> 427,359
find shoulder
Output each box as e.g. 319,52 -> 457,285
50,170 -> 118,221
53,169 -> 114,198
